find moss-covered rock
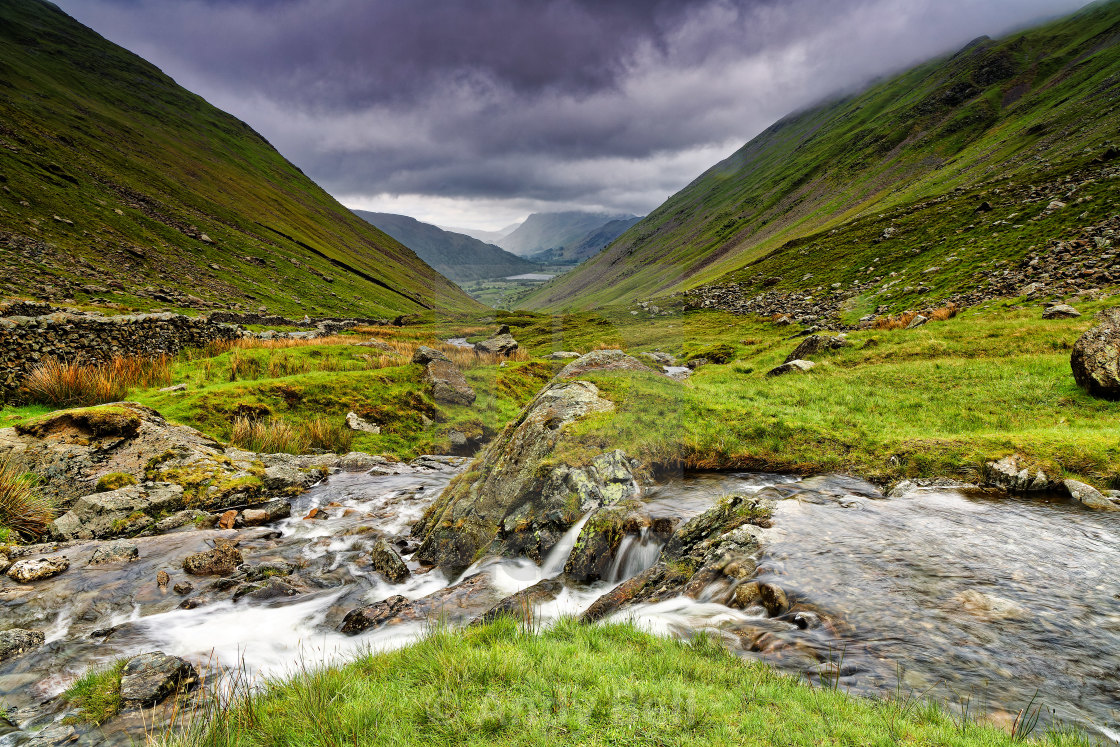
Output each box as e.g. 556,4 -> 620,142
95,472 -> 137,492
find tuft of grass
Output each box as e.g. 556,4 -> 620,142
22,355 -> 172,407
305,416 -> 353,454
229,416 -> 309,455
62,659 -> 127,725
0,455 -> 55,540
150,619 -> 1091,747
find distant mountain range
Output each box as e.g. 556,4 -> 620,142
496,211 -> 641,259
353,211 -> 539,284
0,0 -> 477,317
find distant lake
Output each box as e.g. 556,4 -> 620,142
505,273 -> 555,281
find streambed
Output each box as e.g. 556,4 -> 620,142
1,467 -> 1116,743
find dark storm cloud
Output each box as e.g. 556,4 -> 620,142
55,0 -> 1091,226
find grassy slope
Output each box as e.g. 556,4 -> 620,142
353,211 -> 539,284
522,0 -> 1120,311
159,619 -> 1088,747
0,0 -> 479,317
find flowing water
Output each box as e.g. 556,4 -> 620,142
2,466 -> 1117,743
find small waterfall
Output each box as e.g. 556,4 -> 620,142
606,528 -> 663,583
541,513 -> 592,577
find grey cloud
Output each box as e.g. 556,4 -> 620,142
56,0 -> 1092,222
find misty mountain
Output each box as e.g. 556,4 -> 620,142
527,216 -> 643,264
442,222 -> 522,244
354,212 -> 540,284
497,211 -> 638,257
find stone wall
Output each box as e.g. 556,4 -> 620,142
0,312 -> 239,402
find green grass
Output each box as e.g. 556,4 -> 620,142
62,659 -> 127,725
469,303 -> 1119,488
521,0 -> 1120,311
0,0 -> 478,318
159,618 -> 1089,747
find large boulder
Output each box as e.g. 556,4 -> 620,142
413,351 -> 658,573
119,652 -> 198,707
783,334 -> 849,364
475,326 -> 519,356
412,347 -> 475,405
766,360 -> 815,377
1071,307 -> 1120,398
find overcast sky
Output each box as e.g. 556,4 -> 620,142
56,0 -> 1088,230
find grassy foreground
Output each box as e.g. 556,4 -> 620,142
154,619 -> 1088,747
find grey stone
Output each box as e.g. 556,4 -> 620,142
345,412 -> 380,434
51,483 -> 185,540
545,351 -> 581,360
556,350 -> 656,380
7,555 -> 69,583
411,346 -> 449,364
766,359 -> 815,377
241,499 -> 291,526
120,652 -> 198,706
1063,479 -> 1120,511
0,628 -> 45,661
907,314 -> 929,329
1042,304 -> 1081,319
783,334 -> 849,363
475,333 -> 519,356
368,538 -> 411,583
182,540 -> 243,576
424,358 -> 476,405
1071,307 -> 1120,399
89,541 -> 139,565
335,452 -> 393,472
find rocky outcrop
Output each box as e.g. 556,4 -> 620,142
0,403 -> 328,520
563,500 -> 668,583
51,483 -> 185,540
582,491 -> 776,622
412,346 -> 476,405
982,455 -> 1053,493
119,652 -> 198,707
1071,307 -> 1120,399
783,334 -> 849,363
413,351 -> 659,573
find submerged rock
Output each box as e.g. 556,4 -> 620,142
88,541 -> 139,565
120,652 -> 198,707
1070,307 -> 1120,399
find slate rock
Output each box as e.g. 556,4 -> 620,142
0,628 -> 45,661
120,652 -> 198,707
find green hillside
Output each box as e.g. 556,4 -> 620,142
0,0 -> 480,317
353,210 -> 539,283
521,0 -> 1120,311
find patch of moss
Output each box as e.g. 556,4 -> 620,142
95,472 -> 137,492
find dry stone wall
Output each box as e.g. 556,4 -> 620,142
0,311 -> 238,401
